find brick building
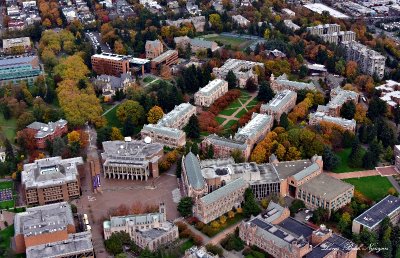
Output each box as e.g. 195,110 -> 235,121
101,138 -> 163,181
13,202 -> 94,257
145,40 -> 164,59
150,50 -> 179,73
194,79 -> 228,107
239,202 -> 357,258
260,90 -> 297,122
103,203 -> 178,251
91,52 -> 130,76
21,157 -> 83,206
234,113 -> 273,148
200,134 -> 251,161
26,119 -> 68,149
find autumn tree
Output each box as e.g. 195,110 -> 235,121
111,127 -> 124,140
209,14 -> 222,32
147,106 -> 164,124
116,100 -> 145,125
345,61 -> 358,80
17,129 -> 37,152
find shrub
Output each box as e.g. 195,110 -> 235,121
192,234 -> 203,246
180,228 -> 192,239
220,233 -> 244,251
219,215 -> 227,224
205,244 -> 223,256
228,211 -> 235,219
195,221 -> 205,230
175,221 -> 187,232
211,220 -> 220,229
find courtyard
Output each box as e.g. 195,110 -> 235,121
75,161 -> 180,257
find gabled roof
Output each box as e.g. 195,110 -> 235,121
183,152 -> 205,190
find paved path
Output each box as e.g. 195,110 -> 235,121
325,170 -> 378,179
218,92 -> 257,127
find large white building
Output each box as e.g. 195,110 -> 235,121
101,139 -> 164,181
309,112 -> 356,132
270,74 -> 316,93
341,41 -> 386,79
213,59 -> 264,88
103,203 -> 178,251
307,24 -> 355,44
260,90 -> 297,122
157,103 -> 196,129
234,113 -> 273,147
194,79 -> 228,107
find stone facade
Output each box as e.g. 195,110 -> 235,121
260,90 -> 297,122
270,73 -> 316,93
200,134 -> 251,161
157,103 -> 197,129
194,79 -> 228,107
309,112 -> 356,132
145,40 -> 164,59
140,124 -> 186,148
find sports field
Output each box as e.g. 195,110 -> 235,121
0,181 -> 15,209
198,34 -> 253,50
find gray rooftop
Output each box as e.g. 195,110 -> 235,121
14,202 -> 74,237
137,221 -> 175,240
95,73 -> 134,90
327,87 -> 359,109
184,152 -> 205,190
263,201 -> 286,223
157,103 -> 195,128
310,112 -> 356,128
21,157 -> 83,189
306,233 -> 356,258
275,74 -> 316,91
200,178 -> 247,205
292,163 -> 320,181
203,134 -> 248,150
104,211 -> 166,229
195,79 -> 227,97
261,90 -> 297,112
354,195 -> 400,229
142,124 -> 185,139
234,113 -> 272,142
152,50 -> 178,63
298,173 -> 354,200
272,159 -> 313,179
101,140 -> 163,167
26,232 -> 93,258
27,119 -> 67,139
0,55 -> 38,68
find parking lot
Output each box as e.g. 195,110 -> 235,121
85,31 -> 112,53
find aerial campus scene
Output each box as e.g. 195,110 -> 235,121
4,0 -> 400,257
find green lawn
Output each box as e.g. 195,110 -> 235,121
215,117 -> 226,125
333,148 -> 366,173
246,99 -> 259,106
205,213 -> 244,237
0,114 -> 17,141
179,239 -> 194,252
198,35 -> 250,49
143,76 -> 155,83
104,104 -> 123,128
219,108 -> 238,116
224,120 -> 238,130
0,225 -> 14,252
0,181 -> 13,190
235,108 -> 248,118
344,176 -> 395,202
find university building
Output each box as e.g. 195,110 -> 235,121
317,87 -> 359,117
307,24 -> 356,44
260,90 -> 297,122
213,59 -> 264,88
103,203 -> 178,251
234,113 -> 273,148
309,112 -> 357,132
270,73 -> 316,93
352,195 -> 400,234
91,52 -> 130,76
145,40 -> 164,59
200,134 -> 251,161
21,157 -> 83,206
150,50 -> 179,73
13,202 -> 94,257
2,37 -> 32,54
101,138 -> 164,181
26,119 -> 68,149
341,41 -> 386,79
239,202 -> 357,258
0,55 -> 41,86
194,79 -> 228,107
141,103 -> 196,147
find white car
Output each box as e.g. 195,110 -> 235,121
305,215 -> 311,221
305,209 -> 310,214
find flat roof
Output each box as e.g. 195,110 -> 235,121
152,50 -> 178,63
304,3 -> 349,19
298,173 -> 354,201
26,232 -> 93,258
234,113 -> 272,142
354,195 -> 400,229
261,90 -> 296,112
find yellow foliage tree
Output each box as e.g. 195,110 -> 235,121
67,130 -> 81,144
54,55 -> 89,81
228,211 -> 235,219
111,127 -> 124,140
211,220 -> 220,229
147,106 -> 164,124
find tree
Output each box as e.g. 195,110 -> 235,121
205,244 -> 223,257
257,81 -> 275,102
177,197 -> 193,217
17,129 -> 37,152
395,105 -> 400,127
116,100 -> 145,125
16,112 -> 35,131
363,151 -> 376,169
299,65 -> 308,79
139,248 -> 156,258
123,116 -> 135,136
349,138 -> 364,168
184,115 -> 200,139
340,101 -> 356,120
147,106 -> 164,124
4,139 -> 15,163
345,61 -> 358,80
96,126 -> 112,147
52,137 -> 66,157
111,127 -> 124,140
337,212 -> 351,233
289,200 -> 305,215
104,231 -> 131,255
368,97 -> 387,120
209,14 -> 222,32
245,78 -> 258,92
322,147 -> 339,171
243,188 -> 261,218
231,149 -> 245,163
226,70 -> 237,89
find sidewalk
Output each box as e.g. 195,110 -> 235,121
218,92 -> 257,127
325,170 -> 378,179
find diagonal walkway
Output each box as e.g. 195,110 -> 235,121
325,170 -> 378,179
218,92 -> 257,127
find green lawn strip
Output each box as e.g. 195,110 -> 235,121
0,181 -> 13,190
0,225 -> 14,251
200,132 -> 210,137
224,120 -> 238,130
235,108 -> 248,118
215,117 -> 226,125
247,99 -> 259,106
219,108 -> 238,116
344,176 -> 394,202
101,103 -> 115,113
226,99 -> 242,109
104,104 -> 123,128
0,114 -> 17,141
143,76 -> 155,83
205,213 -> 244,237
333,148 -> 365,173
0,200 -> 14,209
179,239 -> 194,252
205,36 -> 247,48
